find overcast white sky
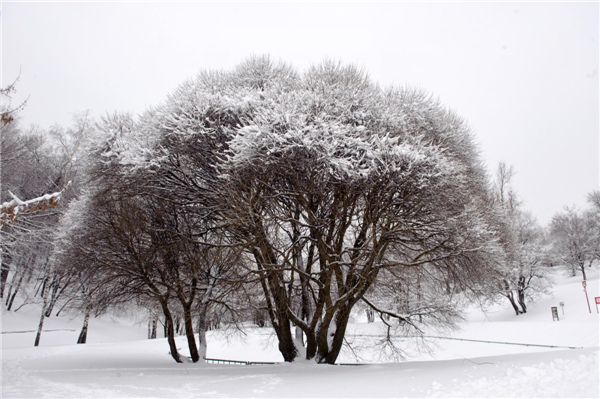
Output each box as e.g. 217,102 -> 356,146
2,1 -> 598,226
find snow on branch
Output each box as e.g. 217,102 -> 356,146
0,182 -> 71,228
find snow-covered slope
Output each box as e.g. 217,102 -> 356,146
2,267 -> 599,398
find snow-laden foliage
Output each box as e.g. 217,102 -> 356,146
89,111 -> 163,171
51,192 -> 90,254
113,56 -> 502,364
226,123 -> 458,185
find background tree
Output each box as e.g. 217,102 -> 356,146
1,112 -> 90,310
585,190 -> 600,262
362,264 -> 469,360
550,202 -> 599,281
1,73 -> 28,126
491,162 -> 552,315
52,111 -> 249,362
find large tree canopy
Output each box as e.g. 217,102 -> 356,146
110,56 -> 502,364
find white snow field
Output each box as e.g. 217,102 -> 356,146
2,267 -> 599,398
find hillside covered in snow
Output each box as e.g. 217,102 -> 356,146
2,266 -> 598,398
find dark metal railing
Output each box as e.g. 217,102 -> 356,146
201,357 -> 364,366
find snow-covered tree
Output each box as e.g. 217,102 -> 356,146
503,211 -> 551,315
490,163 -> 552,315
132,56 -> 502,364
550,202 -> 599,281
57,111 -> 250,362
1,112 -> 91,313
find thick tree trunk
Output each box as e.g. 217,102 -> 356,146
323,306 -> 352,364
304,329 -> 317,360
505,292 -> 523,315
310,304 -> 354,364
160,302 -> 182,363
279,327 -> 298,361
182,304 -> 200,363
265,284 -> 297,362
77,304 -> 91,344
254,243 -> 298,362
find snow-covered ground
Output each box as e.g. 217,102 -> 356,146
2,266 -> 599,398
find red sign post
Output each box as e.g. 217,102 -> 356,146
582,281 -> 591,313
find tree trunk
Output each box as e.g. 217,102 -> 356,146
264,282 -> 297,362
516,276 -> 527,314
55,296 -> 75,317
151,317 -> 157,339
44,283 -> 60,317
304,329 -> 317,361
5,268 -> 20,306
175,317 -> 182,336
160,301 -> 182,363
580,262 -> 587,281
45,277 -> 71,318
505,292 -> 523,315
325,307 -> 353,364
0,249 -> 11,299
163,315 -> 167,338
34,287 -> 50,346
148,309 -> 158,339
197,303 -> 210,361
275,319 -> 298,362
6,272 -> 24,311
182,304 -> 200,363
517,287 -> 527,314
295,325 -> 304,346
77,304 -> 91,344
254,245 -> 298,362
366,308 -> 374,323
261,274 -> 297,362
196,280 -> 214,362
148,311 -> 152,339
312,305 -> 354,364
